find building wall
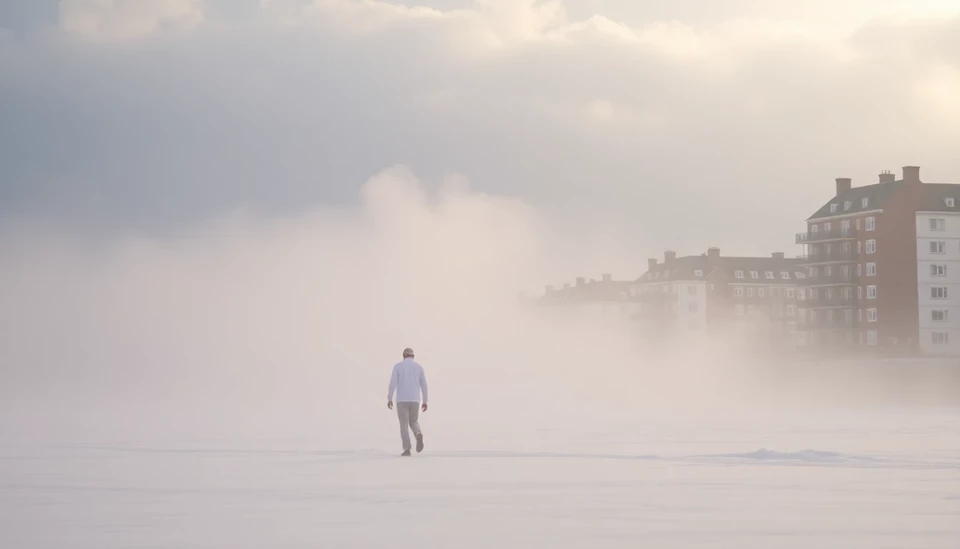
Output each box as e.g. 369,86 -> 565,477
872,182 -> 923,348
916,212 -> 960,354
634,280 -> 708,332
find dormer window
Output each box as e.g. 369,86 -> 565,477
862,197 -> 869,208
830,204 -> 838,213
947,198 -> 955,208
765,271 -> 774,279
781,271 -> 791,279
795,272 -> 805,278
750,271 -> 759,279
844,201 -> 852,211
694,270 -> 704,277
734,270 -> 744,279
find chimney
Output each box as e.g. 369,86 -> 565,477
601,273 -> 612,282
835,177 -> 852,196
771,252 -> 784,259
647,258 -> 657,270
707,247 -> 720,259
575,277 -> 585,287
879,170 -> 895,184
903,166 -> 920,183
664,250 -> 677,263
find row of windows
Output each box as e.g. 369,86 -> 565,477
733,287 -> 799,299
805,286 -> 877,300
809,239 -> 876,257
813,216 -> 875,233
808,308 -> 877,323
734,270 -> 803,280
932,332 -> 950,345
734,304 -> 798,316
809,263 -> 877,278
827,200 -> 872,214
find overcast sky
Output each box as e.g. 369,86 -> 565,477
2,0 -> 959,260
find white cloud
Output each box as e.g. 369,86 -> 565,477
59,0 -> 204,41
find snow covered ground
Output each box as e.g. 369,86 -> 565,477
3,408 -> 959,549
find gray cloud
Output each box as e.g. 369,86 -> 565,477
1,1 -> 959,255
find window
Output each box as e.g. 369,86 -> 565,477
786,288 -> 796,299
856,218 -> 861,230
946,198 -> 955,208
858,240 -> 861,254
750,271 -> 759,279
842,286 -> 852,300
758,288 -> 766,298
811,224 -> 819,234
735,304 -> 745,316
866,262 -> 877,276
781,271 -> 790,279
734,270 -> 744,279
795,271 -> 805,279
932,287 -> 948,299
772,288 -> 781,297
688,285 -> 697,295
865,216 -> 875,230
824,222 -> 832,233
866,240 -> 876,254
930,218 -> 946,231
867,330 -> 878,345
931,241 -> 945,254
866,285 -> 877,299
787,305 -> 797,316
857,263 -> 862,276
931,264 -> 947,277
932,332 -> 949,345
735,287 -> 744,297
933,310 -> 948,322
862,197 -> 870,208
830,204 -> 838,213
747,288 -> 755,297
694,270 -> 704,277
825,265 -> 834,276
765,271 -> 774,279
844,201 -> 852,211
858,286 -> 863,299
867,308 -> 877,322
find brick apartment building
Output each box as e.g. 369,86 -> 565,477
798,165 -> 960,354
632,248 -> 805,341
541,274 -> 638,321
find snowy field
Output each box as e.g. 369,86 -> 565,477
3,407 -> 959,549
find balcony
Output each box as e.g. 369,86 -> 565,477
796,226 -> 859,244
799,271 -> 858,286
802,294 -> 857,309
799,248 -> 857,265
800,317 -> 856,331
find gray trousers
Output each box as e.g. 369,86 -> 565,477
396,402 -> 421,451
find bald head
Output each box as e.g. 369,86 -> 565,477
402,348 -> 414,359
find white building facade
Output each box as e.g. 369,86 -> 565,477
916,211 -> 960,354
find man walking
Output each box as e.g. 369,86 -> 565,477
387,347 -> 429,456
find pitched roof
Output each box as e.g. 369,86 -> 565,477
807,181 -> 903,220
638,254 -> 804,284
542,279 -> 633,303
918,183 -> 960,212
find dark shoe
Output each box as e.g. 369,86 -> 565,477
401,449 -> 411,456
415,432 -> 424,453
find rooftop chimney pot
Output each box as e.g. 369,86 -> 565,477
647,258 -> 657,271
903,166 -> 921,183
879,170 -> 896,184
772,252 -> 785,259
664,250 -> 677,262
835,177 -> 852,196
576,277 -> 585,287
